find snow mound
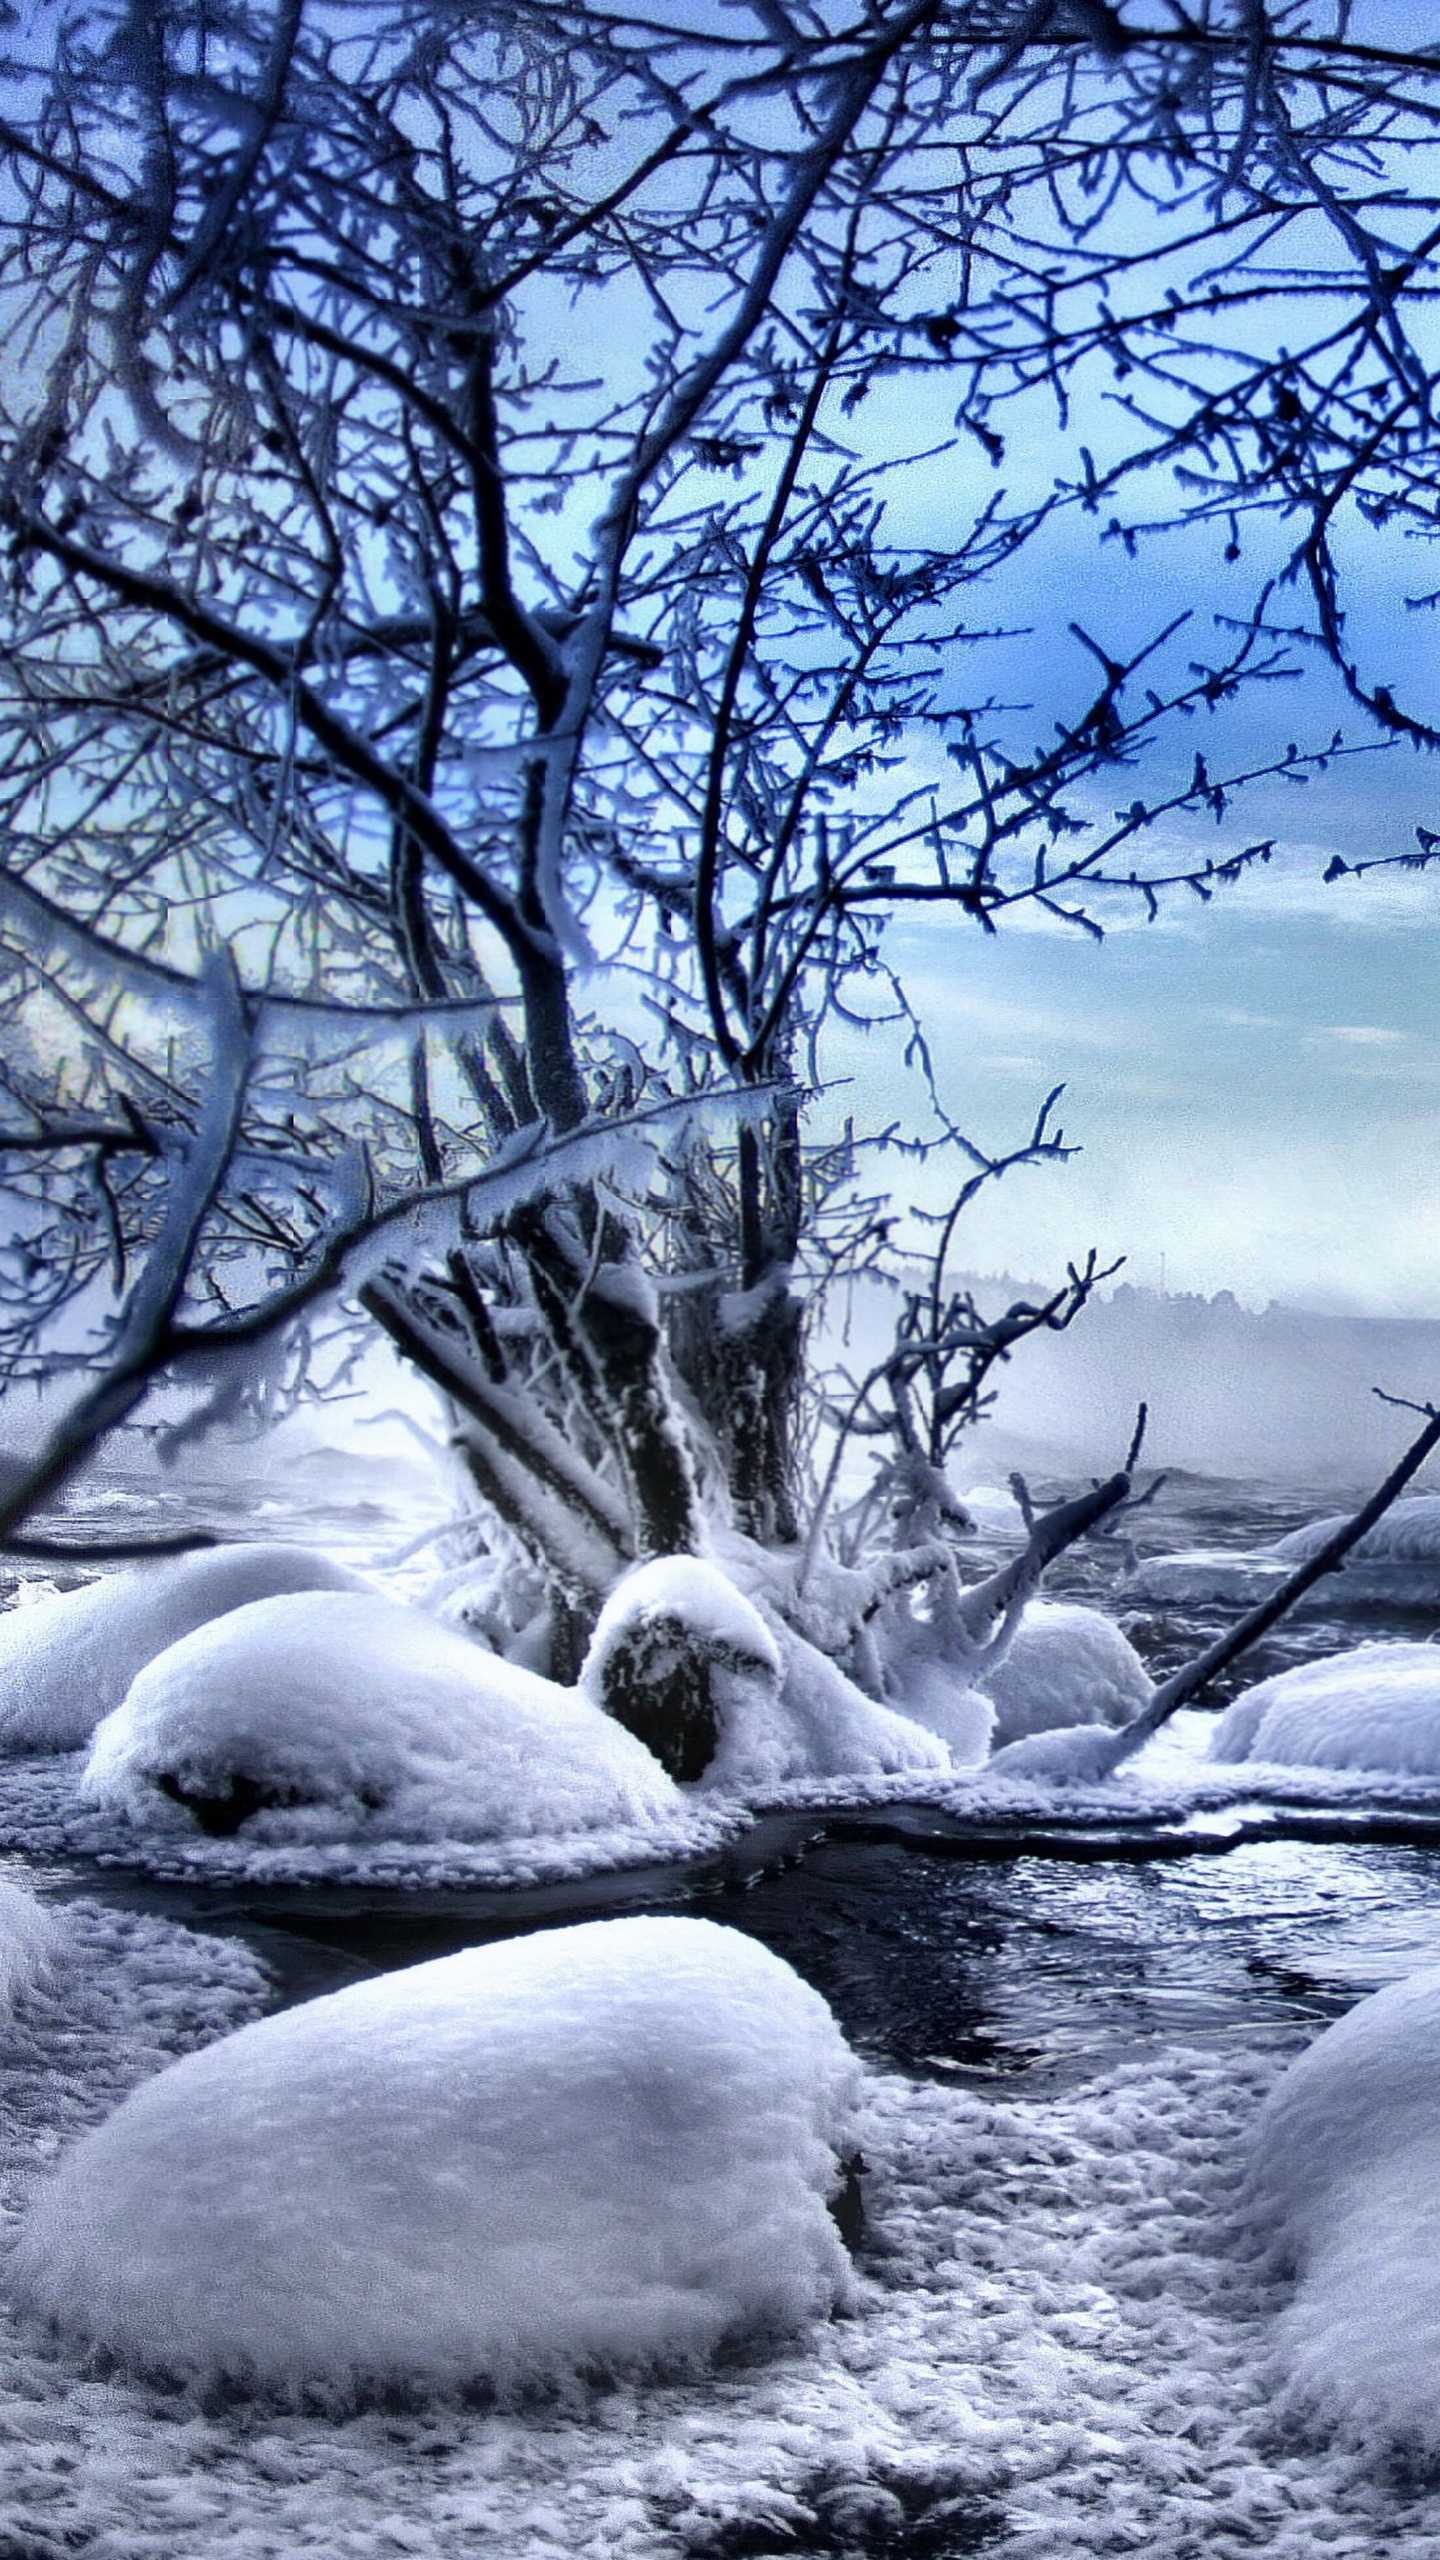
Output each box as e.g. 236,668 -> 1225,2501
979,1600 -> 1152,1745
757,1625 -> 960,1789
1248,1966 -> 1440,2448
1272,1494 -> 1440,1565
873,1635 -> 993,1765
0,1544 -> 366,1752
0,1869 -> 60,2008
84,1590 -> 682,1843
1210,1641 -> 1440,1771
13,1915 -> 862,2397
1120,1550 -> 1289,1610
589,1553 -> 954,1791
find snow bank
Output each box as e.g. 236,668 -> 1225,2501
1248,1966 -> 1440,2448
0,1544 -> 366,1752
13,1916 -> 862,2397
84,1590 -> 682,1843
1210,1641 -> 1440,1772
0,1869 -> 59,2008
980,1601 -> 1152,1746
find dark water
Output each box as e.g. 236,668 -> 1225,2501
16,1454 -> 1440,2087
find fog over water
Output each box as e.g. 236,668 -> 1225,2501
831,1277 -> 1440,1489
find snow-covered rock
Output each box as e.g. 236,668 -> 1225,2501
85,1589 -> 681,1843
588,1554 -> 954,1791
1248,1965 -> 1440,2448
1125,1496 -> 1440,1618
579,1556 -> 783,1780
1210,1642 -> 1440,1772
1271,1494 -> 1440,1565
0,1869 -> 60,2008
1120,1550 -> 1289,1611
979,1600 -> 1152,1746
13,1915 -> 862,2396
0,1544 -> 366,1752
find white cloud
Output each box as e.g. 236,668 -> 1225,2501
1314,1024 -> 1406,1048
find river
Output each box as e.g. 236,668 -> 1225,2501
13,1449 -> 1440,2093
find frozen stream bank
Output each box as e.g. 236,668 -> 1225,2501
11,1465 -> 1440,2550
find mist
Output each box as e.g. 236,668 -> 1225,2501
828,1278 -> 1440,1492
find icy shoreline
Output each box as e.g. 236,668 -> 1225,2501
11,1713 -> 1440,1890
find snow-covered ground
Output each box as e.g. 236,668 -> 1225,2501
11,1698 -> 1440,1887
14,1523 -> 1440,1887
9,1465 -> 1440,2549
3,1903 -> 1437,2559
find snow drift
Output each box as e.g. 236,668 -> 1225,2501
0,1544 -> 366,1751
1248,1965 -> 1440,2449
84,1589 -> 682,1843
1210,1642 -> 1440,1772
13,1915 -> 863,2396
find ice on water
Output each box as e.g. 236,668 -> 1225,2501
1126,1493 -> 1440,1615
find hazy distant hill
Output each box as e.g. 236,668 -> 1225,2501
823,1276 -> 1440,1489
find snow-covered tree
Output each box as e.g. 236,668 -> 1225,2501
2,1 -> 1437,1690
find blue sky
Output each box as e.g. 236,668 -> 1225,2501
821,519 -> 1440,1316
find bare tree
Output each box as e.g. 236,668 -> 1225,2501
1,1 -> 1436,1685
